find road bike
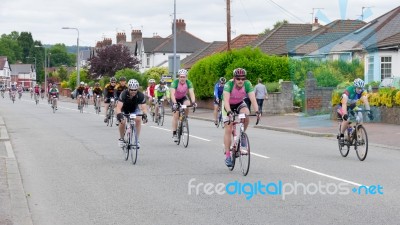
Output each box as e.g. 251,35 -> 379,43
106,98 -> 116,127
156,98 -> 165,126
174,103 -> 195,148
78,95 -> 84,113
94,95 -> 102,114
149,99 -> 156,122
227,112 -> 260,176
121,113 -> 144,165
34,93 -> 39,105
11,91 -> 16,103
337,108 -> 369,161
51,95 -> 58,113
215,102 -> 224,128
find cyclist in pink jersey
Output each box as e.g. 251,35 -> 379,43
170,69 -> 197,142
222,68 -> 260,167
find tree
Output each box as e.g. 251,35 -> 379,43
48,44 -> 74,67
17,32 -> 34,62
0,32 -> 22,63
88,44 -> 140,79
142,67 -> 168,87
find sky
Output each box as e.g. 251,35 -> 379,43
1,0 -> 398,47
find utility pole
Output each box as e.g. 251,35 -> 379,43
173,0 -> 177,79
227,0 -> 231,51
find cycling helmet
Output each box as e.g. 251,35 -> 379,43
128,79 -> 140,89
177,69 -> 188,76
52,84 -> 57,88
110,77 -> 117,82
219,77 -> 226,83
95,82 -> 99,86
160,79 -> 166,85
353,78 -> 365,88
80,81 -> 84,85
148,79 -> 155,83
119,76 -> 126,81
233,68 -> 247,77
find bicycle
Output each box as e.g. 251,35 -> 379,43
11,91 -> 16,103
76,95 -> 84,113
174,103 -> 195,148
34,93 -> 39,105
51,95 -> 57,113
337,108 -> 369,161
106,98 -> 116,127
149,99 -> 156,122
215,102 -> 224,128
121,113 -> 144,165
94,95 -> 102,114
156,99 -> 165,126
227,112 -> 260,176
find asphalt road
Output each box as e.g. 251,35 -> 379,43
1,94 -> 400,225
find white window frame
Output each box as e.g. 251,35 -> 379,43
380,56 -> 392,80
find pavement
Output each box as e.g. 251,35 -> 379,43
1,95 -> 399,224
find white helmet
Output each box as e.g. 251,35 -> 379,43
148,79 -> 155,83
80,81 -> 84,85
177,69 -> 188,76
128,79 -> 139,89
353,78 -> 365,88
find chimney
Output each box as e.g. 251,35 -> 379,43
172,19 -> 186,34
131,30 -> 142,42
116,32 -> 126,43
312,17 -> 321,31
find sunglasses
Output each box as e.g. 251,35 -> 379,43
179,76 -> 186,78
236,77 -> 245,81
111,82 -> 116,84
129,89 -> 138,92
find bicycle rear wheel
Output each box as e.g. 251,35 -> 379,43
338,124 -> 349,157
182,118 -> 189,148
238,133 -> 250,176
130,125 -> 138,165
355,125 -> 368,161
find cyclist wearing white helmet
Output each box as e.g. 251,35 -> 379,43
337,78 -> 373,145
49,84 -> 59,110
222,68 -> 260,167
103,77 -> 118,123
146,78 -> 157,115
115,79 -> 148,148
213,77 -> 226,125
154,79 -> 170,123
75,81 -> 86,109
170,69 -> 197,142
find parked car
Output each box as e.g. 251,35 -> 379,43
379,77 -> 400,89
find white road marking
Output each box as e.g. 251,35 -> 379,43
5,141 -> 14,159
251,152 -> 270,159
292,165 -> 366,187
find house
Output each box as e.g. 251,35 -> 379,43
181,41 -> 226,69
0,56 -> 11,87
10,64 -> 36,89
307,6 -> 400,82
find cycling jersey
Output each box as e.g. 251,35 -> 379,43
146,84 -> 156,98
171,79 -> 193,100
119,90 -> 146,114
114,84 -> 128,99
223,79 -> 254,105
341,86 -> 367,106
34,86 -> 40,94
76,86 -> 85,95
93,87 -> 102,96
154,84 -> 170,98
214,82 -> 224,99
103,83 -> 116,98
49,88 -> 59,97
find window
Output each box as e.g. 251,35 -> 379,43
146,54 -> 150,67
368,56 -> 374,82
381,56 -> 392,80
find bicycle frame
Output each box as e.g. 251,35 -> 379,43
122,113 -> 143,164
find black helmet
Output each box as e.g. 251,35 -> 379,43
110,77 -> 117,82
160,79 -> 166,85
119,76 -> 126,81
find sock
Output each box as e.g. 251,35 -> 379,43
173,131 -> 176,135
225,151 -> 231,158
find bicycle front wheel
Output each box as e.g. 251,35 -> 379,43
176,120 -> 182,145
338,124 -> 349,157
160,106 -> 165,126
182,118 -> 189,148
52,99 -> 56,113
238,133 -> 250,176
130,125 -> 138,165
355,125 -> 368,161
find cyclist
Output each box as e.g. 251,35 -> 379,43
337,78 -> 373,144
17,85 -> 23,99
92,82 -> 103,111
48,84 -> 59,110
103,77 -> 117,123
29,87 -> 34,98
84,83 -> 90,102
146,79 -> 156,117
47,83 -> 53,103
76,82 -> 85,109
0,85 -> 5,97
116,79 -> 148,148
170,69 -> 197,142
213,77 -> 226,125
10,83 -> 17,99
222,68 -> 260,167
114,76 -> 128,99
154,79 -> 170,123
34,84 -> 40,99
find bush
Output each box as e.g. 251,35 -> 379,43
266,82 -> 280,92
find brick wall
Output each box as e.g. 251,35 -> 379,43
305,75 -> 334,116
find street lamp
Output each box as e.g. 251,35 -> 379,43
62,27 -> 80,86
26,56 -> 36,88
34,45 -> 47,95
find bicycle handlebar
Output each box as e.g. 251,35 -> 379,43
228,113 -> 260,125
